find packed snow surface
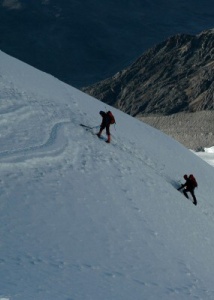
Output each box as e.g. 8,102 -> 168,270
195,147 -> 214,167
0,51 -> 214,300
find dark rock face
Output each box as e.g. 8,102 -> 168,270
1,1 -> 214,88
83,30 -> 214,116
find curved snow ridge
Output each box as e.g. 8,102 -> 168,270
0,121 -> 71,163
0,107 -> 36,130
0,103 -> 25,115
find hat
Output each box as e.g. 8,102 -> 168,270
99,111 -> 105,116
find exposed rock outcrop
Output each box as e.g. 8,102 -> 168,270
83,29 -> 214,117
83,29 -> 214,150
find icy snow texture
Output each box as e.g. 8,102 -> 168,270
0,51 -> 214,299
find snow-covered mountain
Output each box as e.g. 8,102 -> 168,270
1,51 -> 214,300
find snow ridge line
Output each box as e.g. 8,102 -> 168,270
0,121 -> 70,163
0,104 -> 25,115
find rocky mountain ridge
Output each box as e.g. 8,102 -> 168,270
83,29 -> 214,116
83,29 -> 214,150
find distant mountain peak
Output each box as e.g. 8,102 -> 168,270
83,28 -> 214,117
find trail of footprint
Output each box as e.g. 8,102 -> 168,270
111,136 -> 168,182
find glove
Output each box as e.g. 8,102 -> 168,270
177,184 -> 184,190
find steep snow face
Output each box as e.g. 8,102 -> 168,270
0,51 -> 214,300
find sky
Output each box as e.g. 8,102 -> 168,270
1,51 -> 214,300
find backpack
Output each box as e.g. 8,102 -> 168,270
107,111 -> 116,124
189,174 -> 198,188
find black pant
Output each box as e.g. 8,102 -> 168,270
183,188 -> 197,205
100,123 -> 110,136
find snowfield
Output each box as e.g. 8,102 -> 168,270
195,147 -> 214,167
0,51 -> 214,300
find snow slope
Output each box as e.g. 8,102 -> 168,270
0,51 -> 214,300
195,147 -> 214,168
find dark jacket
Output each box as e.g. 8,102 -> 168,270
100,111 -> 111,126
179,177 -> 195,191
